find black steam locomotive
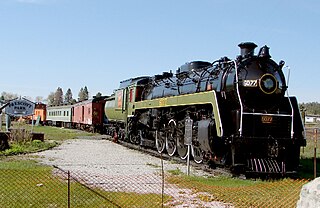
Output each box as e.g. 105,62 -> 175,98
105,42 -> 305,175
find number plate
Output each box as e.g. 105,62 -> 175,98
261,115 -> 273,124
243,80 -> 258,87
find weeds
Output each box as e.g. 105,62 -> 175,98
0,122 -> 95,156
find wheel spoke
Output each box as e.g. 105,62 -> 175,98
191,145 -> 203,164
166,119 -> 177,156
129,134 -> 136,144
156,130 -> 166,153
129,130 -> 140,144
177,137 -> 188,159
166,136 -> 176,156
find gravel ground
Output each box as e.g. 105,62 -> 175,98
34,136 -> 197,175
33,136 -> 233,207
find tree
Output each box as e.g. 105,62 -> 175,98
64,88 -> 73,104
78,86 -> 89,101
1,92 -> 18,101
23,96 -> 33,101
35,96 -> 44,103
300,102 -> 320,115
53,87 -> 63,105
83,86 -> 89,100
78,87 -> 84,102
95,92 -> 102,98
47,92 -> 55,105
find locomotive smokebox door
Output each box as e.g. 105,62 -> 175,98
184,118 -> 193,145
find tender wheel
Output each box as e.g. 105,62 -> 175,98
166,119 -> 177,156
156,128 -> 166,153
191,145 -> 203,164
176,121 -> 188,159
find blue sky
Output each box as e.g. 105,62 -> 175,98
0,0 -> 319,102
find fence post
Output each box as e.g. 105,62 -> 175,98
161,153 -> 164,208
68,171 -> 70,208
314,128 -> 318,179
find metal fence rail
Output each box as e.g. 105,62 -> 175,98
0,163 -> 308,208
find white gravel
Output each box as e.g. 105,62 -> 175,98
33,137 -> 233,208
34,137 -> 195,176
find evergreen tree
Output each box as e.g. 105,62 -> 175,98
78,87 -> 84,101
83,86 -> 89,100
64,88 -> 73,104
78,86 -> 89,101
54,87 -> 63,105
47,92 -> 55,105
301,102 -> 320,115
95,92 -> 102,98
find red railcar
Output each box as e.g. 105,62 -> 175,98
71,96 -> 107,132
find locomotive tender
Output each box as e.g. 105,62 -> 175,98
105,42 -> 306,175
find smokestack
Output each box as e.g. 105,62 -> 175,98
238,42 -> 257,58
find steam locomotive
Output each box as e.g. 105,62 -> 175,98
104,42 -> 306,175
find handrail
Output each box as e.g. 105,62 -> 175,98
233,60 -> 244,136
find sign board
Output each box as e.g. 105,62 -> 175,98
5,98 -> 35,117
184,118 -> 193,145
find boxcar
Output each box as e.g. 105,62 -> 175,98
46,104 -> 73,128
72,96 -> 107,132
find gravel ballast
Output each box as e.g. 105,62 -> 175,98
33,136 -> 232,207
34,137 -> 194,176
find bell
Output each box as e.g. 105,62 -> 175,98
258,45 -> 271,58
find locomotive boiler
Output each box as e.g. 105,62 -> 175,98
104,42 -> 306,175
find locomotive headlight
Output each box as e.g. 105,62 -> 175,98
259,74 -> 277,94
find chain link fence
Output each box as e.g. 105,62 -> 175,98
0,160 -> 309,208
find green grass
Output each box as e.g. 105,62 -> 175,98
0,123 -> 96,156
29,125 -> 96,141
166,172 -> 308,207
298,124 -> 320,178
0,140 -> 58,156
0,159 -> 170,208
